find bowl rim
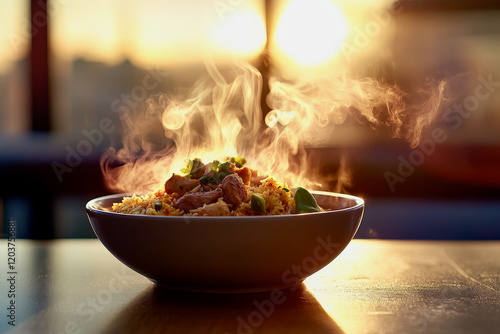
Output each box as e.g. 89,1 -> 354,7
86,191 -> 364,220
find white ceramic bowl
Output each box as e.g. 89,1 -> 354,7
86,191 -> 364,293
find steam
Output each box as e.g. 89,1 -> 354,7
100,1 -> 454,195
101,55 -> 450,194
101,61 -> 265,194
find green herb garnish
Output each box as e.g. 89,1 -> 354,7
293,187 -> 321,213
199,160 -> 234,185
225,156 -> 247,168
181,158 -> 205,178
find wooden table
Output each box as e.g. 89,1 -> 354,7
1,239 -> 499,334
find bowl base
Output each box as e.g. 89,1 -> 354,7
150,279 -> 305,294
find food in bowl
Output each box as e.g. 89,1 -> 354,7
112,157 -> 324,216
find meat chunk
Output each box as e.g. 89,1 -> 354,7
197,200 -> 230,216
221,174 -> 247,207
165,174 -> 200,195
250,168 -> 267,186
175,188 -> 223,212
234,167 -> 252,185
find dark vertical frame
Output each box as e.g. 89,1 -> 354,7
30,0 -> 55,238
30,0 -> 51,132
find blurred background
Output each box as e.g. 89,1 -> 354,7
1,0 -> 499,239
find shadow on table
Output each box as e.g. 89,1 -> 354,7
100,283 -> 344,334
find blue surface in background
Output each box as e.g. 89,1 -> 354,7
356,199 -> 500,240
3,196 -> 500,240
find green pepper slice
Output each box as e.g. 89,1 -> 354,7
251,194 -> 266,212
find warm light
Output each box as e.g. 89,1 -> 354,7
51,1 -> 267,67
0,1 -> 29,74
52,0 -> 130,65
274,0 -> 348,67
210,10 -> 267,58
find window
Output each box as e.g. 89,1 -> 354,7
1,0 -> 499,239
0,1 -> 30,134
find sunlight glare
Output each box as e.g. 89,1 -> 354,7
210,10 -> 267,58
274,0 -> 348,67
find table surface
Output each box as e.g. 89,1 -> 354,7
0,239 -> 499,334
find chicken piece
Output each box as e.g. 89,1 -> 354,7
197,200 -> 230,216
175,188 -> 223,212
165,174 -> 200,195
221,174 -> 247,207
234,167 -> 252,185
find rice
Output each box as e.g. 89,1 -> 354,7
112,177 -> 296,216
